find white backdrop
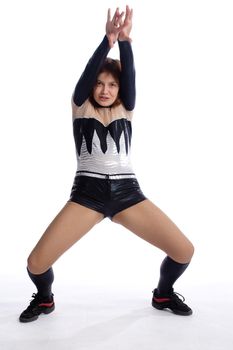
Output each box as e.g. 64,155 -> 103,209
0,0 -> 232,294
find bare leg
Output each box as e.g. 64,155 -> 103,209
19,202 -> 104,323
112,199 -> 194,315
112,199 -> 194,263
28,201 -> 104,274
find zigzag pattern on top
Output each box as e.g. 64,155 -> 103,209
73,118 -> 132,156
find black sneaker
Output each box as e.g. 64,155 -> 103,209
19,293 -> 55,323
152,288 -> 192,316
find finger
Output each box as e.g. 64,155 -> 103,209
129,8 -> 133,20
107,8 -> 111,22
125,5 -> 130,18
112,7 -> 119,21
125,5 -> 133,20
114,11 -> 124,27
118,11 -> 125,23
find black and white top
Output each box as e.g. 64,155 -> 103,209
72,36 -> 136,179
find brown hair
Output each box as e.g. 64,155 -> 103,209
89,58 -> 122,108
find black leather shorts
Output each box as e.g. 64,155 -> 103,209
69,174 -> 147,220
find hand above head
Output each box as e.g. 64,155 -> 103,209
106,7 -> 125,48
118,5 -> 133,43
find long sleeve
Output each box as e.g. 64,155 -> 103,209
118,40 -> 136,111
73,36 -> 110,106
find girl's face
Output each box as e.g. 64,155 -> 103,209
93,72 -> 119,107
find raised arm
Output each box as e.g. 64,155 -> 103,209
72,36 -> 110,107
118,40 -> 135,111
73,8 -> 125,107
118,6 -> 135,111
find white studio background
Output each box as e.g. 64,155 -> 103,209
0,0 -> 232,295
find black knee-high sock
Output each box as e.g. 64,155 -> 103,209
27,267 -> 54,297
157,256 -> 189,295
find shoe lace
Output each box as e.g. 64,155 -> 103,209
171,292 -> 188,306
29,293 -> 40,306
29,292 -> 53,303
173,292 -> 185,302
23,293 -> 40,312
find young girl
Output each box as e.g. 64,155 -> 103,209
19,6 -> 194,322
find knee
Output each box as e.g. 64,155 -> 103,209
182,241 -> 195,263
27,253 -> 49,275
187,241 -> 195,261
172,240 -> 195,264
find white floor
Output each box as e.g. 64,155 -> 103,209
1,280 -> 232,350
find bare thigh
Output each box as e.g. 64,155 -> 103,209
28,201 -> 104,274
112,199 -> 194,263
